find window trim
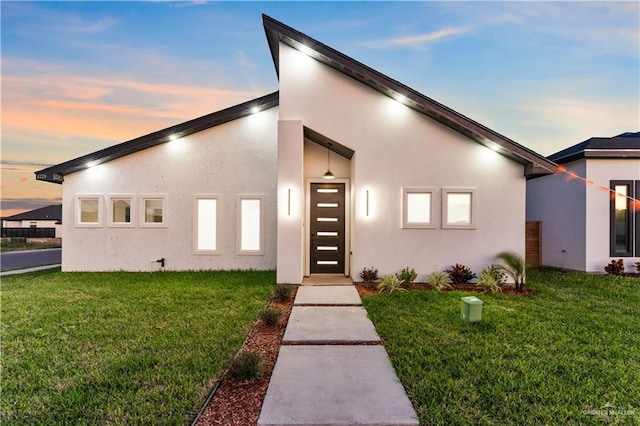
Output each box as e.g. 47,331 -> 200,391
193,195 -> 220,255
107,194 -> 135,227
75,195 -> 103,227
610,180 -> 633,257
236,195 -> 265,255
442,188 -> 477,229
139,195 -> 167,228
401,188 -> 436,229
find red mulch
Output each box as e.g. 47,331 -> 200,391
196,288 -> 296,426
356,282 -> 533,298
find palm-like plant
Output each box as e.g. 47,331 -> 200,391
496,251 -> 526,291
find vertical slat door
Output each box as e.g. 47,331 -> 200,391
310,183 -> 345,274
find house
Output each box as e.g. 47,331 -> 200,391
35,15 -> 556,282
527,132 -> 640,272
1,204 -> 63,238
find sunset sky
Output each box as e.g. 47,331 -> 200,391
2,1 -> 638,217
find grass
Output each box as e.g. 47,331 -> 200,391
1,239 -> 61,252
362,268 -> 640,425
1,269 -> 274,425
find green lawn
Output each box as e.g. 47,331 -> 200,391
362,268 -> 640,425
1,269 -> 274,425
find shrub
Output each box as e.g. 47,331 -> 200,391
496,252 -> 526,291
605,259 -> 625,275
228,350 -> 263,381
377,275 -> 404,293
359,266 -> 379,283
273,285 -> 292,301
396,267 -> 418,285
446,264 -> 476,284
476,267 -> 504,294
260,307 -> 283,326
427,271 -> 451,291
636,260 -> 640,274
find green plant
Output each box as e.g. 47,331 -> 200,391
635,260 -> 640,273
228,350 -> 263,381
359,266 -> 379,283
397,267 -> 418,285
496,252 -> 526,291
377,275 -> 405,293
427,271 -> 451,291
446,264 -> 476,284
274,285 -> 293,301
260,307 -> 283,326
476,266 -> 504,294
605,259 -> 625,275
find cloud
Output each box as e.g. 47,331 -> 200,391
1,160 -> 56,168
361,26 -> 468,50
19,177 -> 29,182
1,198 -> 62,217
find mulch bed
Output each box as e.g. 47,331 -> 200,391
356,282 -> 533,297
196,288 -> 296,426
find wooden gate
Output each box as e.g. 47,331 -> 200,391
526,221 -> 541,267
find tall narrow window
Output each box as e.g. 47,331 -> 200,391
237,196 -> 264,254
108,195 -> 134,227
76,196 -> 102,227
402,188 -> 436,229
195,197 -> 218,253
610,181 -> 633,257
139,196 -> 167,227
442,188 -> 477,229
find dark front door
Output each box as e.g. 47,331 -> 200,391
310,182 -> 345,274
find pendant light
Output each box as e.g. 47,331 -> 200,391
324,143 -> 335,180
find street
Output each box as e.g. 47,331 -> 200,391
0,248 -> 61,272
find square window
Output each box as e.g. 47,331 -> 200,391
107,195 -> 134,227
76,196 -> 102,227
139,196 -> 167,228
442,189 -> 477,229
237,196 -> 264,255
402,188 -> 436,229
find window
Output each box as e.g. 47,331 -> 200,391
76,196 -> 102,227
194,197 -> 218,253
139,196 -> 166,227
442,188 -> 477,229
237,196 -> 264,254
108,195 -> 134,227
610,181 -> 634,257
402,188 -> 436,229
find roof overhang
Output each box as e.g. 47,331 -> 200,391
263,14 -> 556,179
35,92 -> 279,184
551,149 -> 640,164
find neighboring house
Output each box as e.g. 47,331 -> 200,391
1,204 -> 63,238
35,15 -> 556,281
527,132 -> 640,272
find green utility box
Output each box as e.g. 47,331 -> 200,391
461,296 -> 483,323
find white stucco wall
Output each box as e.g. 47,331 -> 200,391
278,43 -> 527,281
526,161 -> 587,270
62,107 -> 278,271
585,158 -> 640,272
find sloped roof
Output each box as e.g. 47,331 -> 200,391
35,92 -> 279,183
548,132 -> 640,164
262,15 -> 556,179
4,204 -> 62,221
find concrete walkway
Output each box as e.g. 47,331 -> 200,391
258,285 -> 418,426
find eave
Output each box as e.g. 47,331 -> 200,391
35,92 -> 279,184
263,14 -> 556,179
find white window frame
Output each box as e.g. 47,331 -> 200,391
194,195 -> 219,255
442,188 -> 477,229
139,195 -> 167,228
107,194 -> 135,227
75,195 -> 103,227
236,195 -> 265,255
402,188 -> 436,229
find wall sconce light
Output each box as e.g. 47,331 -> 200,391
287,188 -> 291,216
366,189 -> 370,216
323,143 -> 335,180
